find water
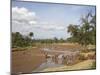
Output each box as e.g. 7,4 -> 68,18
33,56 -> 64,72
33,47 -> 79,72
43,48 -> 52,52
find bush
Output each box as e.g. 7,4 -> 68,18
87,54 -> 96,59
91,61 -> 96,69
79,54 -> 87,60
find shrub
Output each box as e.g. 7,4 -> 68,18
79,54 -> 86,60
87,54 -> 96,59
91,61 -> 96,69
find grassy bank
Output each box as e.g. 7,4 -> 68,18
42,59 -> 95,72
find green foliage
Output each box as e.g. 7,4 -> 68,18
67,12 -> 96,46
91,61 -> 96,69
12,32 -> 67,48
12,32 -> 32,48
29,32 -> 34,39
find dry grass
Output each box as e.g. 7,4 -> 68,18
42,59 -> 95,72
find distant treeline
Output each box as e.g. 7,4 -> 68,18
12,32 -> 67,48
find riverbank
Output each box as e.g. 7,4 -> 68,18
11,43 -> 96,74
41,59 -> 95,72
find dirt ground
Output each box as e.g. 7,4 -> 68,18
11,43 -> 96,74
11,47 -> 46,74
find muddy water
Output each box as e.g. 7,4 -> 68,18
33,48 -> 65,72
33,47 -> 80,72
33,57 -> 64,72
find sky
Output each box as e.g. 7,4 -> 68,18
12,0 -> 96,39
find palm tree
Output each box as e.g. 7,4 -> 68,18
29,32 -> 34,39
29,32 -> 34,46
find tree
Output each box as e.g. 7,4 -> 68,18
54,37 -> 58,43
67,12 -> 96,48
29,32 -> 34,39
90,14 -> 96,45
67,24 -> 80,43
79,13 -> 96,46
12,32 -> 32,48
28,32 -> 34,46
12,32 -> 25,47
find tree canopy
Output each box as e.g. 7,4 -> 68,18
67,12 -> 96,46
